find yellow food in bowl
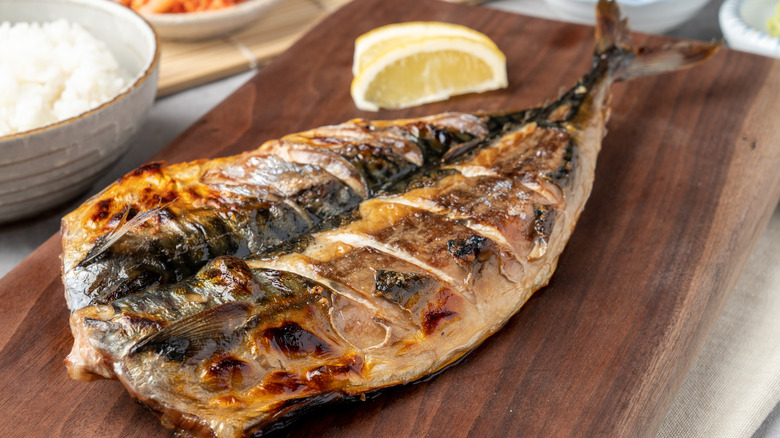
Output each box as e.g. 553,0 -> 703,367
768,3 -> 780,37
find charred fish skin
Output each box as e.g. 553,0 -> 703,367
61,113 -> 490,312
63,1 -> 720,436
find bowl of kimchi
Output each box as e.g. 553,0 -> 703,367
118,0 -> 283,40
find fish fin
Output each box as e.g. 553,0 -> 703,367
595,0 -> 631,56
595,0 -> 720,81
620,41 -> 722,81
128,301 -> 253,361
440,138 -> 484,162
77,200 -> 178,267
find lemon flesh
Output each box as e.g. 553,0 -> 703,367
351,34 -> 507,112
353,22 -> 497,75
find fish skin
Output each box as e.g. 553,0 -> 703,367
61,112 -> 489,312
62,1 -> 719,436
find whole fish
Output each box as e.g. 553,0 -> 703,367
62,1 -> 718,436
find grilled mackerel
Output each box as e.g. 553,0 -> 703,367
61,2 -> 718,436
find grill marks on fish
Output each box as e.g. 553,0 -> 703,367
67,118 -> 576,415
531,205 -> 557,261
310,246 -> 473,336
117,273 -> 365,426
204,155 -> 364,250
61,114 -> 488,311
279,125 -> 421,194
261,322 -> 334,358
384,173 -> 548,260
203,356 -> 253,392
66,96 -> 590,438
374,270 -> 429,308
62,2 -> 722,435
99,119 -> 573,398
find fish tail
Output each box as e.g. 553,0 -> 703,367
595,0 -> 631,57
594,0 -> 720,82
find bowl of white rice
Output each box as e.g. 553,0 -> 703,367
0,0 -> 158,223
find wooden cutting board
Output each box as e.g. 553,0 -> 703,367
1,0 -> 779,436
156,0 -> 483,96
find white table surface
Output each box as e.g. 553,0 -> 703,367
0,0 -> 777,436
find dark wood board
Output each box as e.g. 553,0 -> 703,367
1,0 -> 779,436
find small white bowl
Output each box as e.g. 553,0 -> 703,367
0,0 -> 159,223
720,0 -> 780,58
543,0 -> 711,34
139,0 -> 283,41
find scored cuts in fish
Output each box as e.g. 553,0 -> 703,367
60,1 -> 718,436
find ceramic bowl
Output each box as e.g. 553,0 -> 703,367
0,0 -> 159,223
139,0 -> 283,41
720,0 -> 780,58
543,0 -> 711,34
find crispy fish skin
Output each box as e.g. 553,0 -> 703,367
61,112 -> 489,313
63,1 -> 719,436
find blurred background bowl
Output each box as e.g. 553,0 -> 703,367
543,0 -> 711,34
0,0 -> 159,223
139,0 -> 283,41
720,0 -> 780,58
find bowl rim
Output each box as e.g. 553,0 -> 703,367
0,0 -> 160,143
138,0 -> 281,24
547,0 -> 707,4
720,0 -> 780,53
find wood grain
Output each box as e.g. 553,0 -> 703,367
156,0 -> 483,96
157,0 -> 336,96
1,0 -> 779,436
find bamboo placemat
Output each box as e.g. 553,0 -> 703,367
156,0 -> 485,96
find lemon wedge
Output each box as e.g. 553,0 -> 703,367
353,22 -> 498,75
351,23 -> 507,111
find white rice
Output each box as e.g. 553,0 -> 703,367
0,19 -> 130,137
